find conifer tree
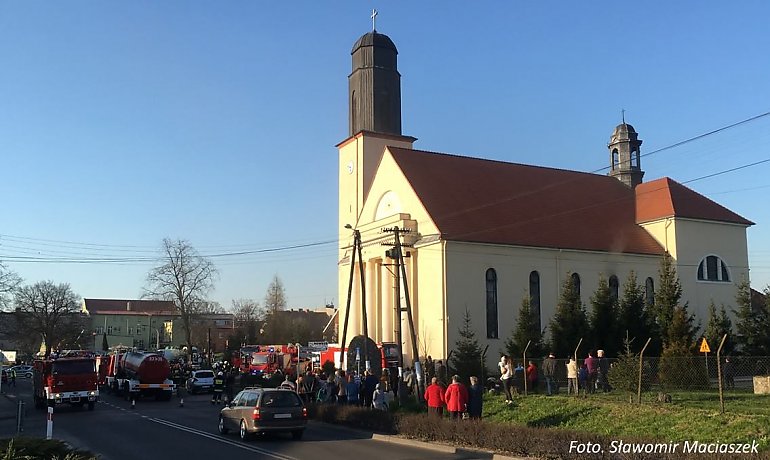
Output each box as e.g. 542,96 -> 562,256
653,252 -> 683,345
589,275 -> 618,356
505,295 -> 544,359
550,273 -> 589,358
704,301 -> 734,355
616,271 -> 653,354
450,308 -> 483,383
733,279 -> 770,355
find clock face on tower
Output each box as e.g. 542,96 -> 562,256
346,161 -> 354,174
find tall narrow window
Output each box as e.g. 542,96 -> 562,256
529,271 -> 542,333
612,149 -> 619,170
631,149 -> 640,167
571,273 -> 581,297
486,269 -> 498,339
609,275 -> 619,302
645,277 -> 655,307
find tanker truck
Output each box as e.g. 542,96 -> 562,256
114,351 -> 174,401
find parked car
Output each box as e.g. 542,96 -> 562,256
218,388 -> 307,441
9,365 -> 33,379
186,370 -> 215,394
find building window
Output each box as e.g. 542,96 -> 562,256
697,255 -> 730,282
612,149 -> 619,170
95,326 -> 104,335
645,277 -> 655,306
486,268 -> 498,339
529,271 -> 541,333
107,326 -> 115,335
631,149 -> 640,168
571,273 -> 581,297
609,275 -> 619,302
128,327 -> 134,336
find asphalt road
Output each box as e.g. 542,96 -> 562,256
2,379 -> 490,460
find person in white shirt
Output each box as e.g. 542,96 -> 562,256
499,355 -> 514,404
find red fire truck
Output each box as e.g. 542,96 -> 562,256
33,356 -> 99,410
238,345 -> 299,377
105,351 -> 174,400
315,341 -> 400,374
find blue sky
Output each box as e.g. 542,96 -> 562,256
1,1 -> 769,309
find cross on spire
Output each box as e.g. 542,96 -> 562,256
371,9 -> 378,32
621,108 -> 626,124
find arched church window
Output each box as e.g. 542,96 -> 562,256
529,271 -> 542,333
697,255 -> 730,282
631,149 -> 640,168
571,272 -> 581,297
645,277 -> 655,307
486,268 -> 498,339
612,149 -> 619,170
609,275 -> 619,302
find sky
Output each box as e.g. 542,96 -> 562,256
1,2 -> 769,310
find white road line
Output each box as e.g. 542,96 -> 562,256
99,400 -> 298,460
148,417 -> 300,460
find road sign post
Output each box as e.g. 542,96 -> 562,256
700,338 -> 711,385
46,406 -> 53,440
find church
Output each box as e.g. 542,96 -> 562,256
336,29 -> 752,368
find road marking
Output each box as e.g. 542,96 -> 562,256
99,400 -> 298,460
148,418 -> 300,460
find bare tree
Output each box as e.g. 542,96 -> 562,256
264,275 -> 287,314
231,298 -> 263,344
13,281 -> 82,357
0,262 -> 22,310
262,275 -> 287,342
145,238 -> 218,353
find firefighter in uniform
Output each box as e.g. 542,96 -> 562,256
212,371 -> 225,404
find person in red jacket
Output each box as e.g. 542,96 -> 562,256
424,376 -> 445,417
444,375 -> 469,420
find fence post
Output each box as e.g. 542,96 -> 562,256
523,340 -> 531,396
637,338 -> 651,404
573,338 -> 583,398
716,333 -> 728,414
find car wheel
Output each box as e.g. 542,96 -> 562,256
25,372 -> 32,379
239,420 -> 250,441
218,416 -> 229,435
291,430 -> 304,441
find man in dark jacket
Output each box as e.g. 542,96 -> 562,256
467,376 -> 483,419
363,369 -> 379,408
543,353 -> 558,396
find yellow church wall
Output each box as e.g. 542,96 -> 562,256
442,241 -> 661,369
670,218 -> 749,320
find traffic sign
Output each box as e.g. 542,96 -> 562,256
699,338 -> 711,353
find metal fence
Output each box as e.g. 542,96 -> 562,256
490,356 -> 770,412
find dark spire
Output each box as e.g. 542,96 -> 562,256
348,30 -> 402,136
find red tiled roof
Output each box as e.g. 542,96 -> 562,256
636,178 -> 753,226
387,147 -> 664,255
83,299 -> 176,314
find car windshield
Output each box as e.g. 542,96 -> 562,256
52,360 -> 96,375
260,392 -> 302,408
196,371 -> 214,379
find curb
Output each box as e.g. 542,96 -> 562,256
371,433 -> 457,454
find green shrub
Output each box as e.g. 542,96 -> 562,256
308,403 -> 396,433
0,438 -> 96,460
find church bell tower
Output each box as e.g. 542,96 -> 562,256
608,121 -> 644,188
348,30 -> 402,136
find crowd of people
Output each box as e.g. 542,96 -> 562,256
496,350 -> 613,399
424,375 -> 483,419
